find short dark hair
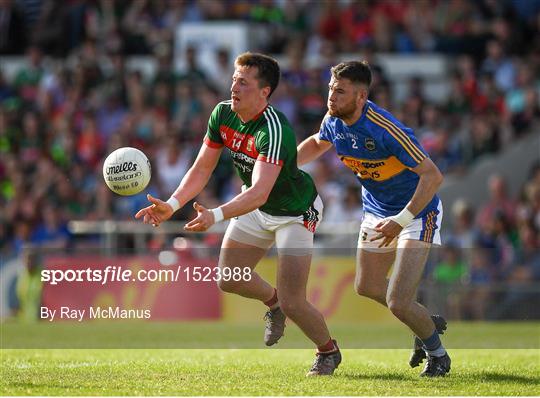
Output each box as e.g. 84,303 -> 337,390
235,52 -> 280,98
331,61 -> 372,88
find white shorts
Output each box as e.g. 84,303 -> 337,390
358,201 -> 443,252
223,196 -> 324,256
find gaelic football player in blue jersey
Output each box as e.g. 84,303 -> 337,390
298,61 -> 451,377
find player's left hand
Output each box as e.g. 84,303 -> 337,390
184,202 -> 215,232
370,219 -> 403,248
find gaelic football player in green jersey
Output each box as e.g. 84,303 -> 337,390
135,52 -> 341,376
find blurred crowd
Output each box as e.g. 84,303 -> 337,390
2,0 -> 540,56
1,0 -> 540,305
427,164 -> 540,319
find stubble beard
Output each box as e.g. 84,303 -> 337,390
328,100 -> 357,121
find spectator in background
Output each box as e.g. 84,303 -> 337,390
0,0 -> 28,54
465,114 -> 499,163
473,72 -> 505,116
152,46 -> 175,86
340,1 -> 373,52
155,136 -> 190,194
522,176 -> 540,232
209,48 -> 235,96
271,79 -> 299,127
490,220 -> 540,320
323,184 -> 363,223
506,63 -> 540,135
432,243 -> 467,319
177,46 -> 207,87
477,174 -> 517,230
96,88 -> 128,139
489,210 -> 519,280
516,182 -> 534,231
30,204 -> 70,248
400,76 -> 426,129
317,0 -> 342,47
426,127 -> 463,175
77,111 -> 104,168
282,40 -> 309,96
30,0 -> 69,56
171,81 -> 202,132
249,0 -> 287,53
481,39 -> 516,92
84,0 -> 123,54
13,46 -> 44,103
463,246 -> 492,319
19,110 -> 43,168
446,72 -> 470,116
401,1 -> 436,53
448,199 -> 478,249
0,70 -> 16,102
16,246 -> 43,322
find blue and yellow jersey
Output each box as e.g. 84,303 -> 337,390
319,100 -> 440,219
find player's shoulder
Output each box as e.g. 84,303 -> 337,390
214,99 -> 233,112
320,112 -> 343,130
265,104 -> 291,123
261,105 -> 294,132
210,100 -> 237,125
365,100 -> 408,130
364,101 -> 414,145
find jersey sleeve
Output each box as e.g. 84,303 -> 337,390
318,114 -> 333,142
255,125 -> 287,167
382,125 -> 428,168
203,104 -> 224,148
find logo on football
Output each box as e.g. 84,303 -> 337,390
102,147 -> 151,195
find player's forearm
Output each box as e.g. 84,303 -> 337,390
218,187 -> 269,220
170,167 -> 212,208
297,136 -> 325,166
405,170 -> 444,216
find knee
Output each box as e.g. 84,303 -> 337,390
354,279 -> 370,297
279,297 -> 304,319
387,299 -> 410,321
217,279 -> 241,294
354,279 -> 382,301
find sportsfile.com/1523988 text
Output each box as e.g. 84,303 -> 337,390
40,266 -> 252,285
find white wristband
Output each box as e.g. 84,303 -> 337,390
166,197 -> 180,213
389,208 -> 415,228
211,207 -> 224,223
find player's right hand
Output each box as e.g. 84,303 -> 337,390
135,194 -> 174,227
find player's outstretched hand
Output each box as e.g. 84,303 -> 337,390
135,194 -> 174,227
184,202 -> 215,232
370,219 -> 403,248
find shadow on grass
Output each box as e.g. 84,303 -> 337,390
6,381 -> 72,390
6,381 -> 128,394
341,372 -> 412,382
475,371 -> 540,384
341,372 -> 540,384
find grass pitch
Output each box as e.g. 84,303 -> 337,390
2,348 -> 539,395
1,321 -> 539,395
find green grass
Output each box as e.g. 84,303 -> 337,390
1,349 -> 539,395
1,321 -> 538,348
1,321 -> 539,395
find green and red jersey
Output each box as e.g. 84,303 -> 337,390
204,100 -> 317,216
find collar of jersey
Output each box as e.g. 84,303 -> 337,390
343,101 -> 371,128
239,104 -> 269,125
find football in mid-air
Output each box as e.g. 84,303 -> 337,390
102,147 -> 151,196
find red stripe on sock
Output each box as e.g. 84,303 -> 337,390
317,339 -> 336,353
263,289 -> 278,307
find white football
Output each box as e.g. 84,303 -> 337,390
102,147 -> 151,195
